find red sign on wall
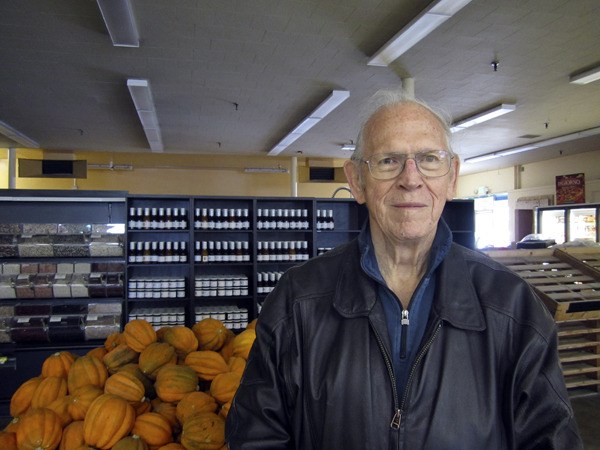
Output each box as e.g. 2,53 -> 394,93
556,173 -> 585,205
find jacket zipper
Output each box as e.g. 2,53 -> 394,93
399,321 -> 443,414
400,310 -> 409,359
370,323 -> 401,429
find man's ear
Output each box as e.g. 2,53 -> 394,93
343,160 -> 366,204
446,156 -> 460,201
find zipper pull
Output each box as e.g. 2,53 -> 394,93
401,310 -> 409,326
390,409 -> 402,429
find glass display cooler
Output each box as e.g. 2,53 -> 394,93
536,203 -> 599,244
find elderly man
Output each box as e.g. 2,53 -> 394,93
226,90 -> 582,449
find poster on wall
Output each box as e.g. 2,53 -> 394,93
555,173 -> 585,204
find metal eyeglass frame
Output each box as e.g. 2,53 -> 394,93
356,150 -> 454,180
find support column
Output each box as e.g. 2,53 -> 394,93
514,165 -> 522,190
8,147 -> 16,189
290,156 -> 298,197
403,78 -> 415,99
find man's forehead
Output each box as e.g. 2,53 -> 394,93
364,104 -> 446,145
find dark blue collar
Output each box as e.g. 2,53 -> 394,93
358,216 -> 453,286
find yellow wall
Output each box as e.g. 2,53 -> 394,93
0,149 -> 351,198
3,147 -> 600,207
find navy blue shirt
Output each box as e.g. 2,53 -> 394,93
358,218 -> 453,397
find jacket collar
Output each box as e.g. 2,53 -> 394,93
333,233 -> 486,332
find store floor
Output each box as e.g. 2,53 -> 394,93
572,393 -> 600,449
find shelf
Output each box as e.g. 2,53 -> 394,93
0,191 -> 477,401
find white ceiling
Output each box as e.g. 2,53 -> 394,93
1,0 -> 599,176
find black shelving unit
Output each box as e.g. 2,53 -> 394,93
441,199 -> 476,250
0,189 -> 127,418
125,195 -> 193,331
0,190 -> 474,419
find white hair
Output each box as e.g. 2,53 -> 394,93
350,89 -> 454,163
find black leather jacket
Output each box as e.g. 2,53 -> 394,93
226,240 -> 582,449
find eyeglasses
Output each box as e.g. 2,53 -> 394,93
358,150 -> 454,180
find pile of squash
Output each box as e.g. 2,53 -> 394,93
0,317 -> 257,450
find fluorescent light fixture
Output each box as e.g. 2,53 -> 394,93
569,65 -> 600,85
97,0 -> 140,47
88,162 -> 133,171
268,90 -> 350,156
464,145 -> 539,164
496,145 -> 539,157
127,78 -> 164,152
244,167 -> 289,174
0,120 -> 39,148
341,143 -> 356,152
463,153 -> 501,164
450,103 -> 516,133
464,126 -> 600,164
368,0 -> 473,66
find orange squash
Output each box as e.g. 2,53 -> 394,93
130,399 -> 152,416
155,364 -> 198,403
31,376 -> 68,409
3,417 -> 21,434
151,398 -> 180,433
184,350 -> 229,381
210,371 -> 241,405
156,442 -> 187,450
192,318 -> 229,351
41,352 -> 76,379
46,395 -> 72,427
180,412 -> 225,450
117,364 -> 155,398
67,355 -> 108,394
112,435 -> 149,450
218,331 -> 236,362
67,385 -> 103,421
104,332 -> 126,352
232,328 -> 256,360
138,341 -> 177,380
246,318 -> 258,330
83,394 -> 135,449
0,431 -> 17,450
123,319 -> 157,353
86,346 -> 107,361
102,343 -> 139,374
219,401 -> 231,419
156,444 -> 185,450
131,412 -> 173,448
161,326 -> 198,362
16,408 -> 63,450
59,420 -> 85,450
175,391 -> 218,425
156,326 -> 171,342
10,376 -> 42,417
227,356 -> 246,376
104,371 -> 146,402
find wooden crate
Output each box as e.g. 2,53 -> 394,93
484,248 -> 600,321
557,318 -> 600,393
484,248 -> 600,393
557,247 -> 600,275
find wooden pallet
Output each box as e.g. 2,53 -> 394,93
484,248 -> 600,393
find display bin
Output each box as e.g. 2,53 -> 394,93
484,247 -> 600,395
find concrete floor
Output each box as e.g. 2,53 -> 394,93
572,393 -> 600,449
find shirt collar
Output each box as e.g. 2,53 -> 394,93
358,216 -> 453,284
